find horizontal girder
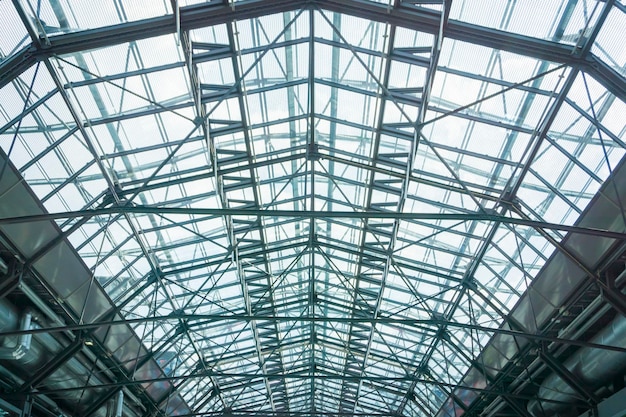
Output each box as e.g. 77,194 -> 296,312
1,0 -> 624,100
1,205 -> 625,240
2,313 -> 625,353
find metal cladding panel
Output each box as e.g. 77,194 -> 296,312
142,379 -> 173,405
0,150 -> 111,323
0,220 -> 56,259
511,251 -> 587,333
0,150 -> 185,410
566,173 -> 626,267
478,323 -> 522,379
451,156 -> 626,410
109,327 -> 145,369
162,393 -> 192,416
33,241 -> 113,323
0,157 -> 59,259
95,322 -> 135,360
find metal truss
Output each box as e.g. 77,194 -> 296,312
1,1 -> 625,417
1,0 -> 624,100
1,207 -> 626,240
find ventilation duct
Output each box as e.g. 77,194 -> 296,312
527,313 -> 626,416
0,304 -> 32,360
0,296 -> 139,417
0,149 -> 190,417
115,391 -> 124,417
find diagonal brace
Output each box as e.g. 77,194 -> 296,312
538,344 -> 599,405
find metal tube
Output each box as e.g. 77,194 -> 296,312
528,313 -> 626,415
0,310 -> 32,360
18,282 -> 65,327
0,206 -> 624,240
115,390 -> 124,417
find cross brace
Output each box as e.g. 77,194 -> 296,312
1,0 -> 624,100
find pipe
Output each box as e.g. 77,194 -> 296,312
0,310 -> 32,360
115,390 -> 124,417
0,298 -> 55,368
19,282 -> 67,329
528,313 -> 626,416
0,298 -> 95,408
0,295 -> 141,417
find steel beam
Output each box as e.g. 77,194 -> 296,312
1,206 -> 625,240
17,339 -> 83,393
223,13 -> 290,412
317,0 -> 625,100
2,0 -> 624,99
0,267 -> 21,299
0,0 -> 305,89
538,346 -> 600,405
2,313 -> 625,353
168,412 -> 401,417
19,395 -> 32,417
24,369 -> 573,407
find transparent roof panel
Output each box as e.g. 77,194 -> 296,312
0,1 -> 31,60
592,5 -> 626,77
0,1 -> 625,417
21,0 -> 172,36
449,0 -> 602,44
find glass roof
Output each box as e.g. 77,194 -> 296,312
0,1 -> 625,416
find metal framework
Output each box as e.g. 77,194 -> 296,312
0,1 -> 625,417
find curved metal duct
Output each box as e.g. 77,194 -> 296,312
115,390 -> 124,417
527,313 -> 626,416
0,298 -> 122,416
0,298 -> 60,368
0,306 -> 32,360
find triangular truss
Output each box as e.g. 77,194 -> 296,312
0,1 -> 625,417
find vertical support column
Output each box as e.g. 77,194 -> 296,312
19,395 -> 32,417
115,390 -> 124,417
307,6 -> 317,414
0,262 -> 21,300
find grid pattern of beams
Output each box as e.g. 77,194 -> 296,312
0,1 -> 625,417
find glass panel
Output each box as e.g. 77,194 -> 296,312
1,2 -> 624,417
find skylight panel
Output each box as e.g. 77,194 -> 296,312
1,2 -> 624,417
0,1 -> 30,59
449,0 -> 602,44
21,0 -> 171,34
